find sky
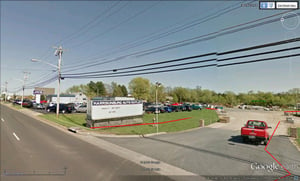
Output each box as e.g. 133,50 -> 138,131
1,1 -> 300,96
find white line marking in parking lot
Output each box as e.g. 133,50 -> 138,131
13,132 -> 20,141
1,118 -> 4,122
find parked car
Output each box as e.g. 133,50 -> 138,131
191,104 -> 202,110
13,99 -> 22,105
164,106 -> 172,113
241,120 -> 271,145
46,104 -> 75,114
185,105 -> 192,112
145,107 -> 162,114
76,104 -> 87,113
22,100 -> 33,108
171,106 -> 180,112
179,105 -> 187,111
33,103 -> 45,109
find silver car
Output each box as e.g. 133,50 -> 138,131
76,105 -> 87,113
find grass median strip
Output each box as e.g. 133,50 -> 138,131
40,109 -> 219,135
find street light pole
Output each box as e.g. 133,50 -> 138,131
55,46 -> 63,118
4,81 -> 8,102
155,82 -> 161,134
31,46 -> 63,118
16,72 -> 30,108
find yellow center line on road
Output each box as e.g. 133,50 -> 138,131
13,132 -> 20,141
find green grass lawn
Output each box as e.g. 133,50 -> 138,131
11,104 -> 23,110
40,113 -> 88,129
40,109 -> 219,135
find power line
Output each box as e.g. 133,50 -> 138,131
62,10 -> 293,73
62,37 -> 300,76
63,45 -> 300,77
34,1 -> 123,66
62,1 -> 243,70
62,52 -> 300,79
63,58 -> 216,78
59,1 -> 122,45
134,10 -> 296,57
63,52 -> 216,76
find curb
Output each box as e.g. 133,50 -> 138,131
289,137 -> 300,152
78,130 -> 168,138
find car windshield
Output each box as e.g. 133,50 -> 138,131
248,121 -> 265,127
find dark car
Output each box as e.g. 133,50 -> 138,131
191,104 -> 202,110
145,107 -> 161,114
22,100 -> 33,108
46,104 -> 75,113
164,106 -> 172,113
185,105 -> 192,112
179,105 -> 187,111
13,99 -> 21,105
171,106 -> 180,112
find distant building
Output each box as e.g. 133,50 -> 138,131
34,87 -> 55,96
47,93 -> 87,104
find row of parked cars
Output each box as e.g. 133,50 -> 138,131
145,104 -> 202,114
12,99 -> 87,114
46,103 -> 88,113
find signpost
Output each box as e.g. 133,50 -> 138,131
33,90 -> 43,104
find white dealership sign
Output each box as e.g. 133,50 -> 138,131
88,99 -> 143,121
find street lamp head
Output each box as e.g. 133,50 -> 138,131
31,59 -> 40,62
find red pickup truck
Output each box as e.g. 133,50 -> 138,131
241,120 -> 271,145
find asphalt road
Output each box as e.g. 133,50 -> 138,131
0,105 -> 174,181
102,126 -> 300,180
2,104 -> 300,181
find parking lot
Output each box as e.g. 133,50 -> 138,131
207,108 -> 300,136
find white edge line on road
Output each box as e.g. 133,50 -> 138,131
1,118 -> 4,122
13,132 -> 20,141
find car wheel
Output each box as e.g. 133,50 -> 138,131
264,138 -> 269,145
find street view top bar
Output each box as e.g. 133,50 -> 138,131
259,1 -> 299,10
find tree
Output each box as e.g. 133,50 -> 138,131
120,85 -> 128,96
171,87 -> 190,102
129,77 -> 150,100
104,83 -> 113,96
111,82 -> 128,97
66,84 -> 88,94
87,81 -> 106,98
224,91 -> 237,106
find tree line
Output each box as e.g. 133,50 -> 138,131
64,77 -> 299,107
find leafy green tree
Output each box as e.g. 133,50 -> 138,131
120,85 -> 128,96
87,81 -> 106,98
129,77 -> 151,100
111,82 -> 128,97
112,82 -> 122,97
171,87 -> 190,102
224,91 -> 237,106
